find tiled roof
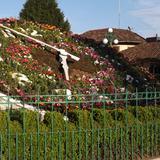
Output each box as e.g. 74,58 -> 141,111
81,28 -> 145,44
121,42 -> 160,62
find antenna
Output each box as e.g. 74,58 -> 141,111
118,0 -> 121,28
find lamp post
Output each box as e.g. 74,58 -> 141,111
103,28 -> 119,47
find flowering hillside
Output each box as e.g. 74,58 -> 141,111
0,18 -> 156,100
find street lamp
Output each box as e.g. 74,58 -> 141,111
103,28 -> 119,46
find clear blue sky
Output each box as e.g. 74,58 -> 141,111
0,0 -> 160,38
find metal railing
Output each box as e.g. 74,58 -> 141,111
0,89 -> 160,109
0,90 -> 160,159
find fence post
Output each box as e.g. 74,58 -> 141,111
0,134 -> 2,160
103,90 -> 107,160
58,130 -> 62,160
114,88 -> 118,160
145,87 -> 148,106
135,87 -> 138,106
65,90 -> 68,160
91,93 -> 95,160
15,132 -> 18,160
125,88 -> 129,160
7,93 -> 10,160
51,91 -> 54,159
78,91 -> 82,160
135,87 -> 139,157
30,133 -> 33,160
154,88 -> 157,106
131,126 -> 134,160
72,130 -> 75,160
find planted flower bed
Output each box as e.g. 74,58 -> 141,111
1,18 -> 158,98
0,18 -> 120,96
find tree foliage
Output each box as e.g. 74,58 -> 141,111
19,0 -> 70,31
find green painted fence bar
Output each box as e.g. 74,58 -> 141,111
0,135 -> 2,160
15,133 -> 18,160
30,133 -> 33,160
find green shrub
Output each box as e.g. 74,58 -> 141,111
0,112 -> 8,133
92,109 -> 114,127
10,109 -> 45,132
147,106 -> 160,121
0,106 -> 159,159
43,111 -> 77,159
44,111 -> 66,131
110,109 -> 140,126
128,106 -> 154,122
67,110 -> 92,129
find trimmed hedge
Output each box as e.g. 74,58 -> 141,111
0,106 -> 159,159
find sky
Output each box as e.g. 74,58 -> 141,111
0,0 -> 160,38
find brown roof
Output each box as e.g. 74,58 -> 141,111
121,42 -> 160,62
81,28 -> 145,44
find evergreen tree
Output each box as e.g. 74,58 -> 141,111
19,0 -> 70,31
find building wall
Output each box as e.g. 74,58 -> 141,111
115,44 -> 136,52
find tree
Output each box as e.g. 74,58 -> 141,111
19,0 -> 70,31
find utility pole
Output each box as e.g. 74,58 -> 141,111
118,0 -> 121,28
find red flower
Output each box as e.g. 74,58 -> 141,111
16,88 -> 25,97
21,58 -> 29,63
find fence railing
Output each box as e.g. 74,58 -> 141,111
0,90 -> 160,159
0,90 -> 160,110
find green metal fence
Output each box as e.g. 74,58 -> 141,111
0,89 -> 160,159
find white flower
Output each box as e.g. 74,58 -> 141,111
104,96 -> 109,100
5,29 -> 15,38
46,75 -> 54,80
0,56 -> 4,62
39,110 -> 46,121
63,116 -> 69,121
99,95 -> 104,100
18,27 -> 28,34
111,59 -> 115,62
94,60 -> 99,65
11,72 -> 32,86
48,67 -> 52,71
100,61 -> 104,65
24,54 -> 32,59
120,87 -> 125,92
1,30 -> 9,38
126,75 -> 134,83
66,89 -> 72,100
31,30 -> 42,37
